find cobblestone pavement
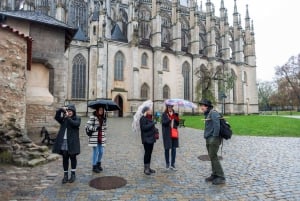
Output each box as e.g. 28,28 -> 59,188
0,117 -> 300,201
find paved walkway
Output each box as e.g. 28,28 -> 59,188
1,118 -> 300,201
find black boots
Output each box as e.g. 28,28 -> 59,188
62,172 -> 68,184
144,164 -> 156,175
97,162 -> 103,171
212,176 -> 226,185
62,171 -> 76,184
205,175 -> 216,182
144,164 -> 151,175
149,167 -> 156,174
93,165 -> 101,173
68,171 -> 76,183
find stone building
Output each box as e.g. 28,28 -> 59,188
0,24 -> 31,136
0,11 -> 76,134
0,0 -> 258,116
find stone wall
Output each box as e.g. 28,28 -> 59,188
0,25 -> 58,166
0,26 -> 27,135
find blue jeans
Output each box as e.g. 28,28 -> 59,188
165,148 -> 176,167
92,144 -> 104,165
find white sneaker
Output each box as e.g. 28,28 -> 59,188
166,165 -> 170,170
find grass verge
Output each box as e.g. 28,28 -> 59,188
182,115 -> 300,137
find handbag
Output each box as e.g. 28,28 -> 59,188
154,128 -> 159,140
171,128 -> 179,139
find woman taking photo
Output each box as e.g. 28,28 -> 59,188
86,107 -> 107,173
161,104 -> 179,171
53,104 -> 81,184
140,106 -> 157,175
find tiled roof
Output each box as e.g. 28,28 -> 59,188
92,11 -> 99,21
0,11 -> 77,50
111,24 -> 128,43
73,26 -> 88,41
0,24 -> 32,70
0,11 -> 74,29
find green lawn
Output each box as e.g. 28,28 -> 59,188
182,115 -> 300,137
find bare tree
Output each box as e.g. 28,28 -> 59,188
195,64 -> 236,104
257,81 -> 275,111
275,54 -> 300,108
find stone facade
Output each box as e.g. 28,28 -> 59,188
0,24 -> 59,166
0,12 -> 76,135
1,0 -> 259,116
0,24 -> 28,135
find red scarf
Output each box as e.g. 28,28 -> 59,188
97,117 -> 103,144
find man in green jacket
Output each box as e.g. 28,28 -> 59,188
199,99 -> 225,185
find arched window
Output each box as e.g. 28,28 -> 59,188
163,56 -> 169,71
231,69 -> 237,102
182,62 -> 191,100
141,53 -> 148,67
163,85 -> 170,99
141,83 -> 150,99
114,52 -> 124,81
72,54 -> 86,99
68,0 -> 88,36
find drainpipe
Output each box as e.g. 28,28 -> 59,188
106,41 -> 108,98
152,46 -> 155,115
86,46 -> 90,117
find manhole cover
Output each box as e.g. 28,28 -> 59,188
198,155 -> 223,161
89,176 -> 127,190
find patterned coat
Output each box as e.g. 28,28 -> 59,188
85,114 -> 107,147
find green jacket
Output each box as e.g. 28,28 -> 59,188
204,110 -> 221,139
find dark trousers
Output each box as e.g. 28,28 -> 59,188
62,151 -> 77,172
206,137 -> 224,178
143,143 -> 154,164
165,148 -> 176,166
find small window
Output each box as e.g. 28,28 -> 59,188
141,53 -> 148,67
141,83 -> 150,99
163,85 -> 170,99
93,26 -> 96,35
163,56 -> 169,71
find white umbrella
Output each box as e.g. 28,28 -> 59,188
132,100 -> 153,134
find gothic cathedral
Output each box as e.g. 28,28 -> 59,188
0,0 -> 258,116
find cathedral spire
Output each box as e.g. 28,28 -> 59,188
234,0 -> 238,14
251,20 -> 255,33
245,4 -> 251,30
220,0 -> 225,10
233,0 -> 239,26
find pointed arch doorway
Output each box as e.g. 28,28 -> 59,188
114,95 -> 123,117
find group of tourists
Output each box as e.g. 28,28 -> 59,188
52,99 -> 225,186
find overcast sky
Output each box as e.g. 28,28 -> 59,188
184,0 -> 300,81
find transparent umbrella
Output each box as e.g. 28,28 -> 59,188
132,100 -> 153,134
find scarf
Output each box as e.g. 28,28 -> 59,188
97,116 -> 104,144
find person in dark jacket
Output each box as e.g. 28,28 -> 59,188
140,106 -> 157,175
199,99 -> 225,185
53,104 -> 81,184
161,104 -> 179,171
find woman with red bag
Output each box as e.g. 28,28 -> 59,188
161,104 -> 179,171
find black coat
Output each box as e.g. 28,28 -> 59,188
140,116 -> 156,144
52,105 -> 81,155
161,112 -> 179,149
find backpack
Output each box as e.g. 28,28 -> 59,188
208,110 -> 233,140
218,113 -> 232,140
